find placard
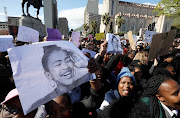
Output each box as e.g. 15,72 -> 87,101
8,41 -> 93,115
148,30 -> 176,61
17,25 -> 39,43
127,31 -> 135,50
0,35 -> 14,52
71,32 -> 80,47
95,33 -> 105,40
144,31 -> 158,43
106,33 -> 123,54
47,28 -> 62,41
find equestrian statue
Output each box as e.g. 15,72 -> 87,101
22,0 -> 43,18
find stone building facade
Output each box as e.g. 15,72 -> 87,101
84,0 -> 101,32
100,0 -> 157,34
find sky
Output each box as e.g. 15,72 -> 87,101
0,0 -> 161,30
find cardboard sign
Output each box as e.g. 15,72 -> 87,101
47,28 -> 62,41
0,35 -> 14,52
127,31 -> 135,50
8,41 -> 93,115
71,32 -> 80,47
148,30 -> 176,61
95,33 -> 105,40
82,48 -> 97,58
17,26 -> 39,43
106,33 -> 123,54
144,31 -> 158,43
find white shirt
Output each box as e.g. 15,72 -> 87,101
160,102 -> 178,117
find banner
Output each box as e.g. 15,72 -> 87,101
71,32 -> 80,47
8,41 -> 93,115
47,28 -> 62,41
95,33 -> 105,40
0,35 -> 14,52
17,25 -> 39,43
148,30 -> 176,61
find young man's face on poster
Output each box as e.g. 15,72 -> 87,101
46,49 -> 75,85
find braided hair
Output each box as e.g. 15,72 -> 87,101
141,75 -> 172,118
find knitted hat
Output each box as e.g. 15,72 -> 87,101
116,67 -> 136,84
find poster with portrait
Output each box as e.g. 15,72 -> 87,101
82,48 -> 97,58
106,33 -> 123,54
8,41 -> 93,115
143,31 -> 158,43
148,30 -> 176,61
0,35 -> 14,52
71,32 -> 80,47
47,28 -> 62,41
17,25 -> 39,43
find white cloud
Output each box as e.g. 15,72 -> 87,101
0,12 -> 5,21
59,7 -> 85,29
143,2 -> 157,6
58,4 -> 103,30
0,13 -> 5,15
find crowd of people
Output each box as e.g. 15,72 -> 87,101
0,34 -> 180,118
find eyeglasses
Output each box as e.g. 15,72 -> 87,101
1,104 -> 22,118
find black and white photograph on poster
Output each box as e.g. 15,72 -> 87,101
7,41 -> 93,115
106,33 -> 123,54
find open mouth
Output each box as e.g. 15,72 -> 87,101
123,90 -> 130,94
62,71 -> 71,76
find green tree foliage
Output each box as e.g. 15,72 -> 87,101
115,14 -> 125,33
102,13 -> 111,34
154,0 -> 180,27
83,23 -> 89,32
90,20 -> 97,36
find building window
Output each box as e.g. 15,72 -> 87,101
135,9 -> 139,14
128,8 -> 131,13
164,22 -> 169,32
139,23 -> 143,29
111,0 -> 114,16
131,22 -> 135,31
122,23 -> 126,31
142,10 -> 146,15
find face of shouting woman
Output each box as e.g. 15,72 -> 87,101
118,76 -> 134,97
